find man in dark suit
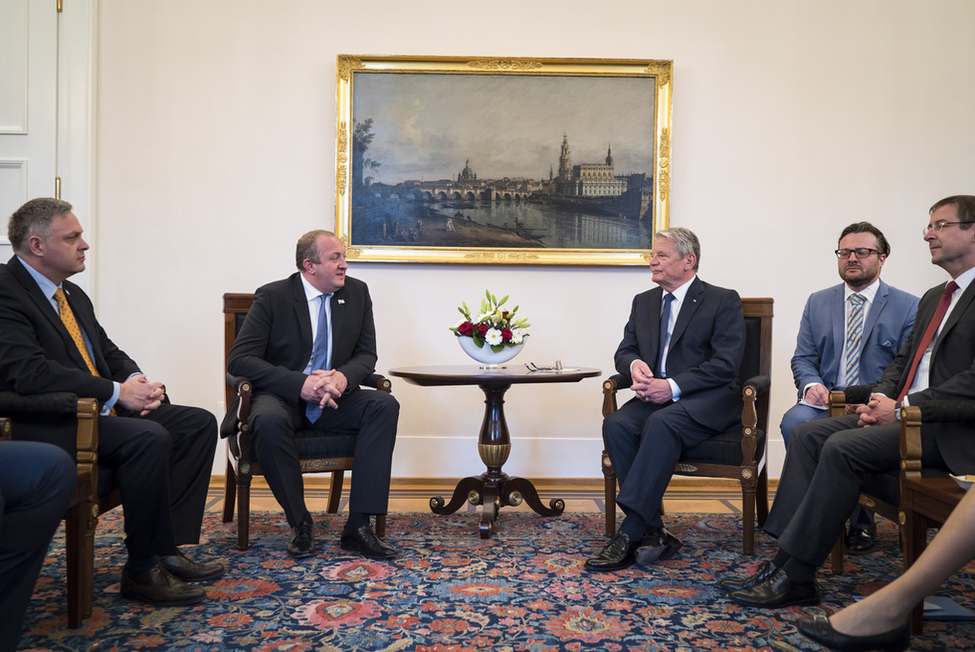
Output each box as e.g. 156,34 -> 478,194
228,230 -> 399,559
781,222 -> 918,553
0,198 -> 223,607
586,227 -> 745,572
725,195 -> 975,609
0,441 -> 75,652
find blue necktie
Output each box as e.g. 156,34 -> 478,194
841,293 -> 866,386
656,293 -> 675,378
305,295 -> 330,423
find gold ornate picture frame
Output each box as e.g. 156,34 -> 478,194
336,55 -> 672,266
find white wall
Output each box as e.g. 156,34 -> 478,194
87,0 -> 975,479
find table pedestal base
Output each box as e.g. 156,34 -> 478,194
430,474 -> 565,539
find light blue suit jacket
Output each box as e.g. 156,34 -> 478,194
781,279 -> 918,439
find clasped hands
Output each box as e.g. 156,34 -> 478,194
300,369 -> 348,411
118,374 -> 165,416
630,360 -> 674,404
855,392 -> 897,427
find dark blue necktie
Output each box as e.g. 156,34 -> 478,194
305,295 -> 330,423
656,293 -> 675,378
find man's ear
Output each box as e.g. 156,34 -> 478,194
26,234 -> 45,257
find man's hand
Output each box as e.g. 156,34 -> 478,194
632,378 -> 674,404
300,369 -> 349,410
118,374 -> 165,416
856,393 -> 897,427
803,383 -> 829,407
630,360 -> 654,385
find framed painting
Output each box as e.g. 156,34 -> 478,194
335,55 -> 672,265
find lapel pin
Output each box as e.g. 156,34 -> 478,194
337,299 -> 345,305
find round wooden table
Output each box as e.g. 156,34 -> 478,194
388,364 -> 601,538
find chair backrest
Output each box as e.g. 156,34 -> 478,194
223,293 -> 254,408
739,298 -> 774,431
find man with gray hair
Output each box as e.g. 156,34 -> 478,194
586,227 -> 745,572
0,198 -> 223,607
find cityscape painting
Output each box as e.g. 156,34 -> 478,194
335,56 -> 672,265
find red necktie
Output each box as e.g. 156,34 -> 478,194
898,281 -> 958,400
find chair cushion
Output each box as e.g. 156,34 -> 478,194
681,428 -> 767,467
238,430 -> 358,463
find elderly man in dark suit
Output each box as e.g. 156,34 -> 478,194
586,227 -> 745,572
0,198 -> 223,607
725,195 -> 975,611
228,230 -> 399,560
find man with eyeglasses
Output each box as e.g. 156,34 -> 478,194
722,195 -> 975,615
780,222 -> 918,554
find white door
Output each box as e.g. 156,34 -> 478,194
0,0 -> 58,244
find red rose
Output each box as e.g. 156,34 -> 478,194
501,328 -> 513,341
458,321 -> 474,337
476,323 -> 490,336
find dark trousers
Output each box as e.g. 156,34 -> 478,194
248,389 -> 399,528
603,398 -> 721,529
99,403 -> 217,559
766,414 -> 947,567
0,441 -> 75,652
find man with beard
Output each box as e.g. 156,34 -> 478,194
780,222 -> 917,553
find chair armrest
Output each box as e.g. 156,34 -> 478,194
901,401 -> 975,478
828,384 -> 875,417
0,417 -> 10,440
601,374 -> 629,418
365,373 -> 392,393
742,374 -> 770,396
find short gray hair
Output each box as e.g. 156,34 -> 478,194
8,198 -> 73,252
655,227 -> 701,270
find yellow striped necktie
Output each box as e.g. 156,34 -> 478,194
54,287 -> 100,377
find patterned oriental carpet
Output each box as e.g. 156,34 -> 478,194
19,511 -> 975,651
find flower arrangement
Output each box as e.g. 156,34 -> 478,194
450,290 -> 530,352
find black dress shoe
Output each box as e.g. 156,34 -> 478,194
635,527 -> 683,566
796,614 -> 909,652
730,568 -> 821,608
120,566 -> 206,606
160,552 -> 226,582
845,525 -> 877,555
718,559 -> 778,593
340,524 -> 398,559
584,532 -> 639,572
288,522 -> 316,559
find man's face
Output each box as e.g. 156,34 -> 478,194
649,236 -> 694,292
925,204 -> 975,275
837,232 -> 885,291
306,234 -> 348,295
32,212 -> 88,284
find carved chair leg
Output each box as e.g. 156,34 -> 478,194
65,477 -> 94,628
222,460 -> 236,523
756,469 -> 769,526
601,450 -> 617,537
237,473 -> 252,551
830,536 -> 844,574
327,471 -> 345,514
376,514 -> 386,538
741,486 -> 756,556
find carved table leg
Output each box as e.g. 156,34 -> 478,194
430,476 -> 485,515
503,476 -> 565,516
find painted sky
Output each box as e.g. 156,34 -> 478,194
351,72 -> 656,183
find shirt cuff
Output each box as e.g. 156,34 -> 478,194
668,378 -> 681,401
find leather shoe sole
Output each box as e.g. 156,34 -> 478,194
120,566 -> 206,606
796,614 -> 909,652
635,529 -> 682,567
160,553 -> 226,582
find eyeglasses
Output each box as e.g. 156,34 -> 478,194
923,220 -> 968,236
835,248 -> 880,260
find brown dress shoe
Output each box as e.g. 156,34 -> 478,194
160,552 -> 226,582
120,566 -> 206,606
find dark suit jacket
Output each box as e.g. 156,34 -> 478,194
0,256 -> 140,400
873,279 -> 975,472
227,273 -> 378,411
614,276 -> 745,432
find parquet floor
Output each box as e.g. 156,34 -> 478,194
206,477 -> 766,516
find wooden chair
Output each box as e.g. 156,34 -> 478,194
826,385 -> 900,574
600,297 -> 773,555
0,392 -> 120,629
221,293 -> 390,551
